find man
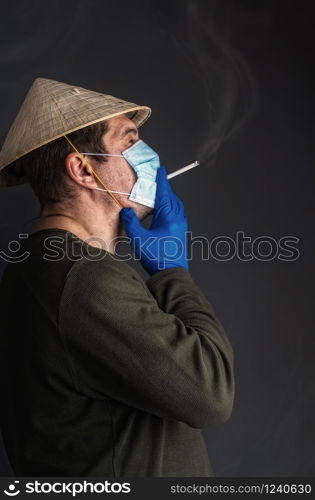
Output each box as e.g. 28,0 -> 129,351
0,78 -> 235,477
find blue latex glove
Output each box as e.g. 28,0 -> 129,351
119,165 -> 189,275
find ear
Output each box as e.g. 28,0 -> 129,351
64,152 -> 99,189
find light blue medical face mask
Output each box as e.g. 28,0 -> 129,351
82,139 -> 160,208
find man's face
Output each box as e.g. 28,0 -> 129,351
95,114 -> 153,220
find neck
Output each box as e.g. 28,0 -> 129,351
32,200 -> 123,255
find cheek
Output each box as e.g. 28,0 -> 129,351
122,163 -> 137,187
109,160 -> 137,190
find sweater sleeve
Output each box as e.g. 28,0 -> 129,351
58,257 -> 235,429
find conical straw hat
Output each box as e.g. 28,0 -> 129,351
0,77 -> 152,187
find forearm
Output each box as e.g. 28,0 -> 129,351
145,266 -> 235,427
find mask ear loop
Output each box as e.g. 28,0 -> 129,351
63,134 -> 123,209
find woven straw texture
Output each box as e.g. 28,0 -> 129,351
0,77 -> 152,187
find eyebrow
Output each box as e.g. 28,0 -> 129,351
120,127 -> 139,138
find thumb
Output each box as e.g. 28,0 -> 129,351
119,207 -> 146,239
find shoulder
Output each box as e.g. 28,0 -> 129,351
65,251 -> 136,281
61,252 -> 150,302
58,253 -> 156,329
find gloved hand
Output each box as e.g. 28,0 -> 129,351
119,165 -> 189,275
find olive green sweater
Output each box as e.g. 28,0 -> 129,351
0,228 -> 234,477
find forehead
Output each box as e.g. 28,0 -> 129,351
106,114 -> 138,136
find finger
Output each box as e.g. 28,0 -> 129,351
163,175 -> 185,217
154,165 -> 172,210
119,207 -> 147,240
173,196 -> 184,217
120,207 -> 150,261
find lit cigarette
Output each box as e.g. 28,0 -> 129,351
99,160 -> 201,197
167,161 -> 200,179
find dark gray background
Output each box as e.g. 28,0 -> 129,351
0,0 -> 314,476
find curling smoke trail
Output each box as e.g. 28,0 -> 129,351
155,0 -> 256,166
